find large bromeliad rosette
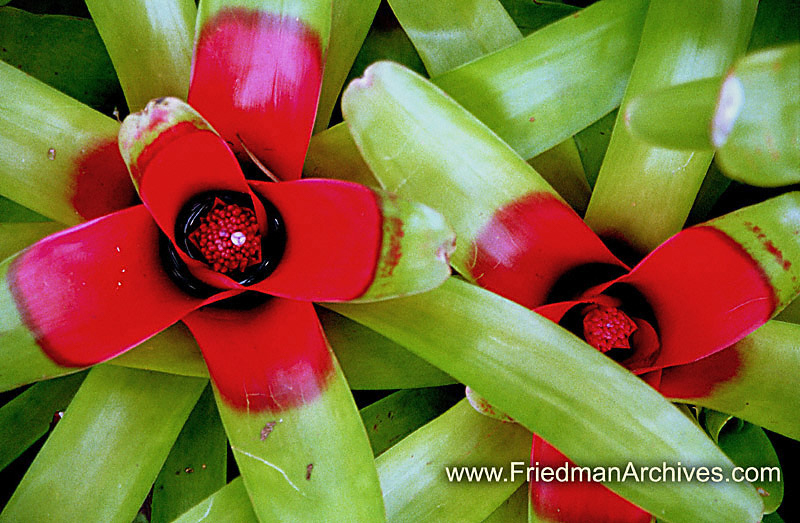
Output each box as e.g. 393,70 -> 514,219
0,1 -> 455,520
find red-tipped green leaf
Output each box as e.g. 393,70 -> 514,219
343,61 -> 557,273
119,97 -> 256,238
5,205 -> 207,368
663,320 -> 800,441
184,298 -> 332,412
190,301 -> 385,520
85,0 -> 196,111
0,365 -> 206,522
703,192 -> 800,311
621,192 -> 800,370
0,60 -> 133,224
189,0 -> 330,180
342,61 -> 620,306
529,435 -> 651,523
472,193 -> 623,309
621,227 -> 774,369
249,179 -> 453,302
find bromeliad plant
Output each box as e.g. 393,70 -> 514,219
327,0 -> 799,521
1,0 -> 798,521
0,0 -> 455,520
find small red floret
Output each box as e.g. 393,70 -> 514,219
582,304 -> 637,353
188,199 -> 262,273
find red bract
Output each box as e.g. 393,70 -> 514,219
467,191 -> 798,521
6,7 -> 454,415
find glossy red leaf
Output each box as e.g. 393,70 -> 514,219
188,7 -> 324,180
470,193 -> 625,309
183,297 -> 334,412
7,206 -> 210,367
247,179 -> 382,302
529,435 -> 651,523
119,98 -> 260,246
621,226 -> 775,369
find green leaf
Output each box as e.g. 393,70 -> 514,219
714,44 -> 800,187
0,222 -> 62,260
108,324 -> 209,379
0,7 -> 123,113
775,295 -> 800,324
308,0 -> 648,183
0,197 -> 49,223
624,76 -> 722,150
483,482 -> 528,523
686,162 -> 732,225
215,357 -> 385,522
171,478 -> 258,523
0,60 -> 128,225
342,61 -> 557,276
359,386 -> 463,456
669,321 -> 800,441
584,0 -> 758,254
747,0 -> 800,51
0,372 -> 84,471
322,307 -> 457,389
434,0 -> 646,162
376,399 -> 531,521
313,0 -> 381,133
85,0 -> 196,112
706,192 -> 800,311
152,385 -> 227,523
528,139 -> 591,213
388,0 -> 521,77
573,109 -> 617,188
499,0 -> 578,36
623,44 -> 800,188
0,365 -> 206,522
329,278 -> 764,521
715,420 -> 784,514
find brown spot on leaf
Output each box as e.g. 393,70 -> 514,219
261,421 -> 278,440
184,467 -> 194,474
306,463 -> 314,480
529,116 -> 536,122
